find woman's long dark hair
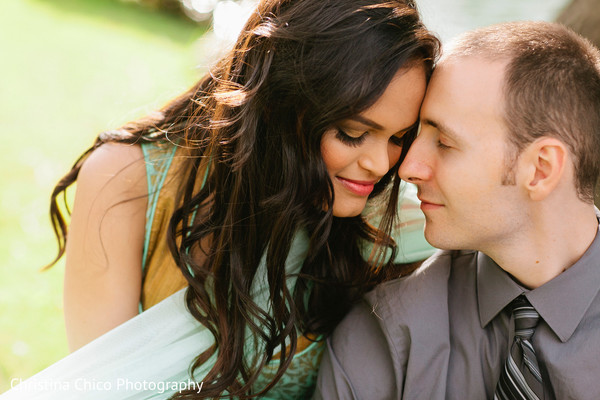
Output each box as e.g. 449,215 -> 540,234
49,0 -> 439,397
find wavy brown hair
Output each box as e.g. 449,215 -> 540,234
49,0 -> 439,397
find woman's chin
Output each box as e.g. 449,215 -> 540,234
331,200 -> 367,218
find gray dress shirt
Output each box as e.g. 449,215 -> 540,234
314,226 -> 600,399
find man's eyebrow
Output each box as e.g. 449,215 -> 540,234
422,117 -> 460,141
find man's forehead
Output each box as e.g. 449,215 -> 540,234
424,57 -> 505,110
432,55 -> 507,88
420,56 -> 508,139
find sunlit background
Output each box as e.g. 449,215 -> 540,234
0,0 -> 570,392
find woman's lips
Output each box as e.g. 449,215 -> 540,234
336,177 -> 376,196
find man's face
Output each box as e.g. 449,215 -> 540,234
398,57 -> 527,252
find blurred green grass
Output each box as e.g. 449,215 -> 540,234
0,0 -> 206,392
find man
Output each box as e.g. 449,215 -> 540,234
313,21 -> 600,399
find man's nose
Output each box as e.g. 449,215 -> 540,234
398,135 -> 432,183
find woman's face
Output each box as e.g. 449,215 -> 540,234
321,65 -> 427,217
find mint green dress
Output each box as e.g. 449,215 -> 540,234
138,142 -> 434,398
2,143 -> 435,400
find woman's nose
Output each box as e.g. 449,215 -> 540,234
358,140 -> 394,177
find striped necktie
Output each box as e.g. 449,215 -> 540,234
495,295 -> 544,400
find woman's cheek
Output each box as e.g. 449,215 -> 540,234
389,144 -> 404,168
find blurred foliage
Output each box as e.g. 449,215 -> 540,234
0,0 -> 206,393
122,0 -> 237,23
123,0 -> 187,18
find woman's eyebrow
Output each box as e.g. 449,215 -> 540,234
347,116 -> 419,135
348,115 -> 384,130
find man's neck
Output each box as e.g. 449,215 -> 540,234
483,206 -> 598,289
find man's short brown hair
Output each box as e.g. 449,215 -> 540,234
446,21 -> 600,203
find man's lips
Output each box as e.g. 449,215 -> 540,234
336,177 -> 377,196
418,196 -> 444,211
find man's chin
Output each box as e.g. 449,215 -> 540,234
424,229 -> 461,250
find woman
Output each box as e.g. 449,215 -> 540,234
37,0 -> 439,398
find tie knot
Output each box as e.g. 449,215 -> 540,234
511,296 -> 540,340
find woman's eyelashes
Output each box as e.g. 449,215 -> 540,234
389,123 -> 419,147
389,133 -> 406,146
335,128 -> 408,148
335,128 -> 367,147
334,123 -> 418,148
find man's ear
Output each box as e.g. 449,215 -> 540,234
519,137 -> 567,201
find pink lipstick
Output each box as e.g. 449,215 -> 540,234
336,177 -> 376,197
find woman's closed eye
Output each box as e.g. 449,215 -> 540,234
389,133 -> 406,146
335,128 -> 367,147
389,122 -> 419,147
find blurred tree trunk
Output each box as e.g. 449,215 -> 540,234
556,0 -> 600,207
556,0 -> 600,46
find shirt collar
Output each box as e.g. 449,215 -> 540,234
478,211 -> 600,343
477,252 -> 523,329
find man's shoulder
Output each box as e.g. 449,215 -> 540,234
316,249 -> 478,399
364,249 -> 477,323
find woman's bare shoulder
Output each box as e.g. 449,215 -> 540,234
77,142 -> 147,199
64,141 -> 149,351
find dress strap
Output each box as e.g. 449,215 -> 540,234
140,141 -> 177,272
